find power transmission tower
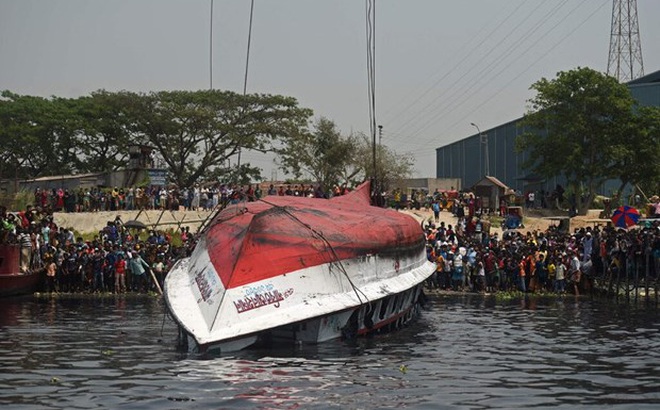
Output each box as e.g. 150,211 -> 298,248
607,0 -> 644,82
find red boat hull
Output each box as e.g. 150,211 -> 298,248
0,244 -> 41,297
206,181 -> 425,289
0,272 -> 42,297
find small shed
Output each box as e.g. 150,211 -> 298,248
471,176 -> 512,213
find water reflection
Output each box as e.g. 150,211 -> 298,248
0,294 -> 658,409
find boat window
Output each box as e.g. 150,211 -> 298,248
379,297 -> 389,319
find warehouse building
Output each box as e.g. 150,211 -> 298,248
435,69 -> 660,195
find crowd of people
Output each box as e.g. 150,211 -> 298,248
1,204 -> 195,294
422,205 -> 660,297
29,182 -> 347,214
31,185 -> 258,213
0,182 -> 351,294
3,183 -> 659,298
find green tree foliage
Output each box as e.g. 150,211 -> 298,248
276,118 -> 415,194
0,91 -> 35,179
276,117 -> 356,192
615,105 -> 660,197
74,90 -> 135,173
0,89 -> 312,187
351,133 -> 414,192
131,90 -> 312,188
516,67 -> 657,214
0,91 -> 80,178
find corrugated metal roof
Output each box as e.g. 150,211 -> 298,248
627,69 -> 660,85
472,176 -> 509,190
21,172 -> 104,183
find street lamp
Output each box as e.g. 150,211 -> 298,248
471,122 -> 489,176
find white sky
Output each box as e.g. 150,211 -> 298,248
1,0 -> 658,180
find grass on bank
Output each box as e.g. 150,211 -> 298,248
73,227 -> 185,247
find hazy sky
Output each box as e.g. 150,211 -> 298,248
1,0 -> 658,179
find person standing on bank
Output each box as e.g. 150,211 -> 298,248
128,251 -> 151,292
554,256 -> 567,294
568,250 -> 582,296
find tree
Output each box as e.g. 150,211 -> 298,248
130,90 -> 312,188
0,92 -> 31,179
276,117 -> 356,192
0,91 -> 80,179
74,90 -> 135,173
517,67 -> 644,215
276,119 -> 415,195
0,89 -> 312,188
613,106 -> 660,198
351,133 -> 414,192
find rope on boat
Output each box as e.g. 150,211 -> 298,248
196,195 -> 373,323
256,197 -> 370,306
195,195 -> 244,236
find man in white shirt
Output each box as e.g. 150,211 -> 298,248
554,257 -> 566,293
569,251 -> 581,295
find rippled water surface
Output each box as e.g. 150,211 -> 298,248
1,293 -> 659,409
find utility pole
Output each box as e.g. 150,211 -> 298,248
471,122 -> 489,177
377,125 -> 383,200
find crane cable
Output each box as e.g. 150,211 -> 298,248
365,0 -> 377,197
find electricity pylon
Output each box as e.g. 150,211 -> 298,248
607,0 -> 644,82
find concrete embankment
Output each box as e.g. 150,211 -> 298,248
53,209 -> 215,234
54,207 -> 600,236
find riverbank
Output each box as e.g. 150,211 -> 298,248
32,291 -> 161,299
53,206 -> 603,235
400,207 -> 604,235
53,209 -> 214,234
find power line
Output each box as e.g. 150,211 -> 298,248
441,0 -> 609,138
403,0 -> 578,145
379,1 -> 526,130
385,0 -> 542,138
392,0 -> 572,146
400,0 -> 610,157
243,0 -> 255,96
388,0 -> 605,154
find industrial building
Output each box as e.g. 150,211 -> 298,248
435,69 -> 660,195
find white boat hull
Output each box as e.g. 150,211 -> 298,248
175,283 -> 427,354
165,239 -> 434,353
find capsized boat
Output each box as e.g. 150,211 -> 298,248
164,181 -> 435,353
